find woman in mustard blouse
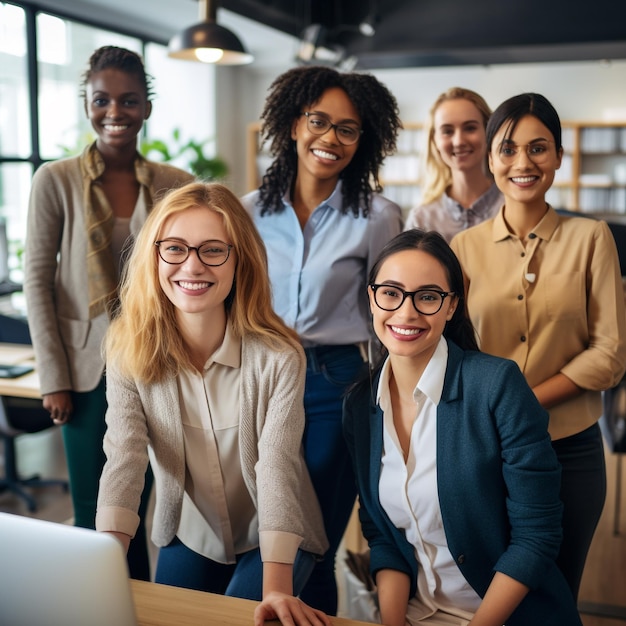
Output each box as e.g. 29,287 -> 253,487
451,93 -> 626,600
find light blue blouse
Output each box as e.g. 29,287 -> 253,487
242,182 -> 402,347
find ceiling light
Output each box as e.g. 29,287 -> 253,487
358,14 -> 378,37
168,0 -> 253,65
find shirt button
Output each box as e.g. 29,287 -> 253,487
528,233 -> 537,239
517,294 -> 523,300
457,554 -> 465,564
521,336 -> 527,342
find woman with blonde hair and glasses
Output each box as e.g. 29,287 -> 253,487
96,182 -> 329,626
405,87 -> 502,242
452,93 -> 626,600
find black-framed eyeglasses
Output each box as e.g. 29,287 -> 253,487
301,111 -> 363,146
155,239 -> 233,267
370,284 -> 455,316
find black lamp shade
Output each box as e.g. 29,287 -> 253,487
168,21 -> 253,65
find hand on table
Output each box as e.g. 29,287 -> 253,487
254,592 -> 331,626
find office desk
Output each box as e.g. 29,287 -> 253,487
0,343 -> 40,399
131,580 -> 374,626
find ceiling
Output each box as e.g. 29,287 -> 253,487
30,0 -> 626,69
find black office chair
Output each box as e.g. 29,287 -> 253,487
0,313 -> 68,511
600,377 -> 626,536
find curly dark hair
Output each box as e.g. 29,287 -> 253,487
257,66 -> 401,217
80,45 -> 154,103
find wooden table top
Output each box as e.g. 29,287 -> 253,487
0,343 -> 41,399
130,580 -> 374,626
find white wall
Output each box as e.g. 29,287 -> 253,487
374,60 -> 626,123
219,58 -> 626,197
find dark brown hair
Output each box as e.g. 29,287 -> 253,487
486,93 -> 562,153
368,229 -> 479,356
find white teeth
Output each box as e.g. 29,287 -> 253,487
104,124 -> 129,131
313,149 -> 338,160
512,176 -> 536,183
178,281 -> 209,290
391,326 -> 421,336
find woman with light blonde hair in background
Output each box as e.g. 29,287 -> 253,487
96,182 -> 330,626
404,87 -> 502,241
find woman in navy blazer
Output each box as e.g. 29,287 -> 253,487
343,230 -> 581,626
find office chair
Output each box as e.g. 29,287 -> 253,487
0,313 -> 68,511
600,377 -> 626,536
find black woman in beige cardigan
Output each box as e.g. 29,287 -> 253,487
23,46 -> 193,579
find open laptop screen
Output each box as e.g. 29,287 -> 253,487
0,513 -> 138,626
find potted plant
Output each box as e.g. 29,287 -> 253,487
140,128 -> 228,180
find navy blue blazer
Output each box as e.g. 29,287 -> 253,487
343,340 -> 582,625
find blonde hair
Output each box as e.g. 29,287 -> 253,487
420,87 -> 492,206
105,181 -> 300,383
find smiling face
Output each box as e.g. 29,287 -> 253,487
433,98 -> 487,175
85,68 -> 151,157
489,114 -> 562,211
291,86 -> 361,184
157,206 -> 236,321
369,249 -> 458,369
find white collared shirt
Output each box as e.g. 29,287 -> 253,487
176,325 -> 257,564
378,337 -> 480,620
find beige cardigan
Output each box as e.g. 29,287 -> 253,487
96,334 -> 329,559
24,154 -> 194,395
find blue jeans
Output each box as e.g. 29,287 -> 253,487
552,422 -> 606,600
298,344 -> 365,614
155,537 -> 316,600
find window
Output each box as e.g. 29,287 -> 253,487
37,15 -> 142,160
0,2 -> 215,287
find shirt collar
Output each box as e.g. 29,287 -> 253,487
444,182 -> 502,219
492,203 -> 559,242
376,336 -> 449,409
204,322 -> 241,370
283,180 -> 344,213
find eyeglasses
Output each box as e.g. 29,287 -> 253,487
370,284 -> 455,315
155,239 -> 233,267
301,112 -> 363,146
496,140 -> 555,164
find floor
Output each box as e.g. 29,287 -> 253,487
1,427 -> 625,623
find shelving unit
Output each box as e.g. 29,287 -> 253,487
377,122 -> 424,215
246,120 -> 626,218
551,122 -> 626,218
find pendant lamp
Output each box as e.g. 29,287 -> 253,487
168,0 -> 254,65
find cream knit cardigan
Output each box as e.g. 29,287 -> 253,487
96,334 -> 328,559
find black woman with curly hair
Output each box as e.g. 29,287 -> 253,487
242,65 -> 403,614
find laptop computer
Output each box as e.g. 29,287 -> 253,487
0,512 -> 138,626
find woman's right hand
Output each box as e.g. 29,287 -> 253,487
42,391 -> 73,425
